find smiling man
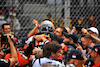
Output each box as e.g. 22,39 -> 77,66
80,34 -> 93,58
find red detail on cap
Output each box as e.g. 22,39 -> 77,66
72,54 -> 76,58
95,48 -> 98,52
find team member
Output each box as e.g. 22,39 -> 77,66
32,41 -> 65,67
89,44 -> 100,67
66,49 -> 84,67
0,34 -> 18,67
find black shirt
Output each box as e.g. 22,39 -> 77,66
0,59 -> 10,67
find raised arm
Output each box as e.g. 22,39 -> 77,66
7,36 -> 18,67
27,19 -> 39,37
77,44 -> 87,63
81,28 -> 100,43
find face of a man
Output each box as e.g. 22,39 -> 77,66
90,50 -> 96,61
3,25 -> 11,34
54,28 -> 63,37
76,60 -> 84,67
67,59 -> 84,67
81,37 -> 90,49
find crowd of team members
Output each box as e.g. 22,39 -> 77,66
0,19 -> 100,67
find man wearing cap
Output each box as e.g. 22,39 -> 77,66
82,27 -> 99,37
62,32 -> 79,49
89,44 -> 100,67
66,49 -> 84,67
87,27 -> 99,37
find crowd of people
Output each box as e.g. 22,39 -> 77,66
0,18 -> 100,67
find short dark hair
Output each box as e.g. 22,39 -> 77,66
58,27 -> 68,35
43,40 -> 62,58
81,34 -> 93,41
2,23 -> 10,29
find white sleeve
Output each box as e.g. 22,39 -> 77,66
26,36 -> 34,45
52,61 -> 65,67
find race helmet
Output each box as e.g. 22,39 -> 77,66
39,20 -> 55,34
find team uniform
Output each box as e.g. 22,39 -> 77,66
4,50 -> 29,67
32,57 -> 65,67
24,33 -> 64,56
93,62 -> 100,67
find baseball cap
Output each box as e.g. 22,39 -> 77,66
63,32 -> 79,43
92,44 -> 100,55
17,37 -> 29,48
63,45 -> 75,54
66,49 -> 84,60
67,45 -> 75,51
87,27 -> 99,35
87,46 -> 93,50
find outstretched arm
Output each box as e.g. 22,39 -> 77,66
7,36 -> 18,67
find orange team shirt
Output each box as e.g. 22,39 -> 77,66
93,62 -> 100,67
4,50 -> 29,66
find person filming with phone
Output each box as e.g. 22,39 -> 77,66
0,31 -> 18,67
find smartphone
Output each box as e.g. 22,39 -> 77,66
1,35 -> 8,44
1,35 -> 11,44
1,35 -> 11,53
